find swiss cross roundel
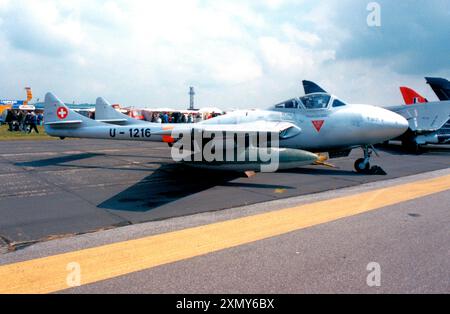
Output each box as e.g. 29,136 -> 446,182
56,107 -> 69,120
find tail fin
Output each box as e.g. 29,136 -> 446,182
44,92 -> 98,127
302,80 -> 327,95
399,86 -> 428,105
96,97 -> 148,125
425,77 -> 450,101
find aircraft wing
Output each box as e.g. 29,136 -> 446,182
154,121 -> 302,140
391,101 -> 450,132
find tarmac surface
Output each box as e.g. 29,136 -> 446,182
65,188 -> 450,294
0,139 -> 449,248
0,168 -> 449,294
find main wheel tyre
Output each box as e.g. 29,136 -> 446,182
354,158 -> 370,173
402,140 -> 421,154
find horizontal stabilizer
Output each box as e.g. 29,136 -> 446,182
45,120 -> 83,126
96,119 -> 128,124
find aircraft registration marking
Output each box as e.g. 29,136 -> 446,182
109,128 -> 152,138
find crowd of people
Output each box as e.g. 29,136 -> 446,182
1,109 -> 223,134
3,110 -> 43,133
147,111 -> 222,124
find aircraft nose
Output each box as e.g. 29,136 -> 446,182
381,108 -> 409,138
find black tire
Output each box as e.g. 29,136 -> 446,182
354,158 -> 370,173
59,137 -> 66,140
402,140 -> 421,154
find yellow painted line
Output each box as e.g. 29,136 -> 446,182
1,174 -> 450,294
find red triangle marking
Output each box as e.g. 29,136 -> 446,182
312,120 -> 325,132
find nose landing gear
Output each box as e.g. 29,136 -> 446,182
354,145 -> 386,175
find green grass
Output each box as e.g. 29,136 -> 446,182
0,124 -> 55,141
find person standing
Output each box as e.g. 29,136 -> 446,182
28,112 -> 39,134
5,110 -> 13,131
37,112 -> 44,125
17,111 -> 24,131
162,112 -> 169,123
11,110 -> 19,131
24,111 -> 32,133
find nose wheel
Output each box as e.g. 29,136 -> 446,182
354,158 -> 370,172
354,145 -> 386,175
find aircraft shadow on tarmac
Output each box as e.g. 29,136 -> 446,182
15,145 -> 449,213
15,153 -> 106,168
13,152 -> 366,213
98,164 -> 295,212
14,152 -> 170,172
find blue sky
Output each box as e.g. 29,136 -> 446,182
0,0 -> 449,108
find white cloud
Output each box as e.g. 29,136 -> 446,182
0,0 -> 9,9
281,23 -> 321,46
259,36 -> 334,72
0,0 -> 447,108
263,0 -> 285,10
1,0 -> 83,57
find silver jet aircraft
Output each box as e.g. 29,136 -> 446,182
45,93 -> 317,172
303,79 -> 450,152
44,90 -> 408,173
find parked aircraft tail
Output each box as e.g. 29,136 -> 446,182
302,80 -> 327,95
425,77 -> 450,101
44,92 -> 99,130
95,97 -> 148,125
399,87 -> 428,105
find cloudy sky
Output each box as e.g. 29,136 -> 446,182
0,0 -> 449,108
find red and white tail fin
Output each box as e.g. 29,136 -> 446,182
400,86 -> 428,105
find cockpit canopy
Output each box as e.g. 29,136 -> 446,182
274,93 -> 347,111
300,94 -> 331,109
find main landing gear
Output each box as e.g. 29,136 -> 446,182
354,145 -> 386,175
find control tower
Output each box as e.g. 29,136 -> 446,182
189,87 -> 195,110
